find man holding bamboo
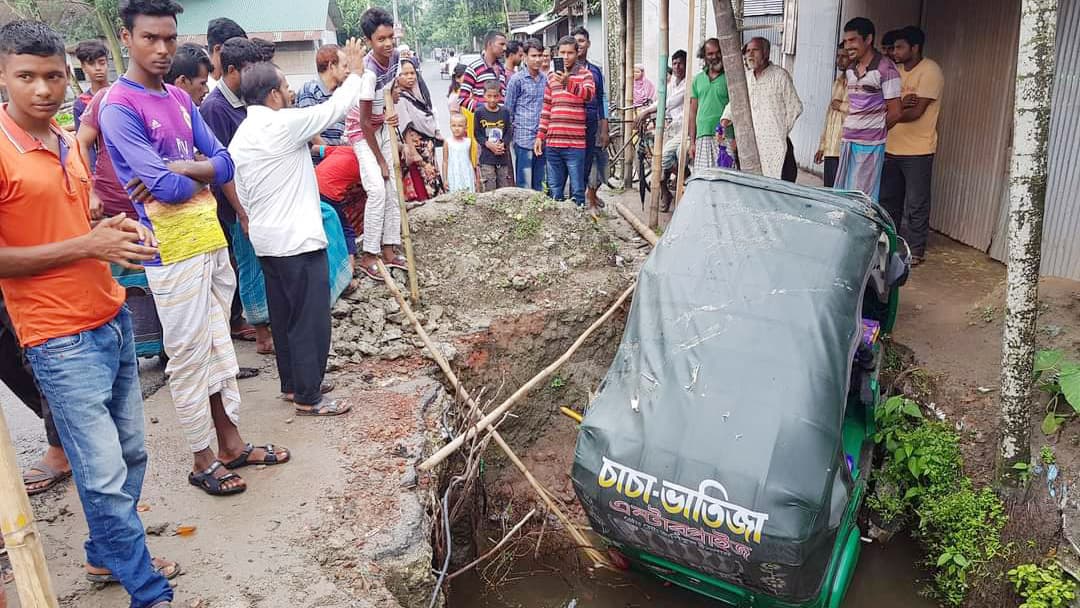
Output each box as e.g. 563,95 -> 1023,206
0,19 -> 177,608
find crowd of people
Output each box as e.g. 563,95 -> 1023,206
0,0 -> 943,603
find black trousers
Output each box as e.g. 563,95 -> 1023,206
0,302 -> 61,448
259,249 -> 331,406
880,154 -> 935,257
823,156 -> 839,188
781,138 -> 798,183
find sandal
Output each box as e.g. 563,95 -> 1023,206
85,557 -> 181,584
223,443 -> 290,470
230,325 -> 257,341
295,400 -> 352,417
237,367 -> 260,380
359,260 -> 384,282
188,461 -> 245,496
22,461 -> 71,496
385,255 -> 409,271
281,380 -> 336,402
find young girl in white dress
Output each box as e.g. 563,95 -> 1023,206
442,113 -> 478,193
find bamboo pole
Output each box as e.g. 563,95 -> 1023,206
383,89 -> 420,305
622,0 -> 636,190
419,282 -> 636,472
646,0 -> 669,228
447,509 -> 536,580
613,201 -> 659,246
0,384 -> 60,608
375,261 -> 608,568
672,0 -> 696,205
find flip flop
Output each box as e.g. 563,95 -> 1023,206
85,557 -> 181,584
359,260 -> 384,282
237,367 -> 260,380
385,255 -> 409,271
22,461 -> 71,496
280,380 -> 336,402
188,461 -> 245,496
230,326 -> 257,341
223,443 -> 291,470
295,400 -> 352,417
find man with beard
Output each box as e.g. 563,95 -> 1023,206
687,38 -> 728,173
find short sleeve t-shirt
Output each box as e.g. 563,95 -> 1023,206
473,105 -> 511,166
841,53 -> 901,145
82,87 -> 136,218
886,58 -> 945,156
691,71 -> 729,138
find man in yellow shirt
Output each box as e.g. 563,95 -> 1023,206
881,26 -> 944,265
815,44 -> 850,187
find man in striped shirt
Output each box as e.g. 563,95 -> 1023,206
533,35 -> 595,208
834,17 -> 902,202
458,31 -> 508,112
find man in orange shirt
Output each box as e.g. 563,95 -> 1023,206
0,20 -> 178,608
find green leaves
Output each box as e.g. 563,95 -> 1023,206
1008,562 -> 1078,608
1034,349 -> 1064,373
1042,412 -> 1066,435
1034,350 -> 1080,434
1059,364 -> 1080,412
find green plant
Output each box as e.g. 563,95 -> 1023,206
1013,461 -> 1034,485
919,480 -> 1008,605
874,395 -> 924,449
1034,350 -> 1080,435
981,305 -> 996,323
1041,445 -> 1056,465
549,376 -> 567,389
1008,562 -> 1078,608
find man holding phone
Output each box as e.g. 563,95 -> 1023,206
534,35 -> 595,208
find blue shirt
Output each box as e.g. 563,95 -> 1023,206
504,69 -> 547,148
583,60 -> 608,125
296,78 -> 347,145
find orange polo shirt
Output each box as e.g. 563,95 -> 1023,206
0,105 -> 125,347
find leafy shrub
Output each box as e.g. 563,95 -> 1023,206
1034,349 -> 1080,435
1008,562 -> 1077,608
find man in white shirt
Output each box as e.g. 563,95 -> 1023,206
635,49 -> 687,209
228,39 -> 366,417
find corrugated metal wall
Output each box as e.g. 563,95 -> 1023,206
924,0 -> 1019,251
788,0 -> 841,170
744,0 -> 785,15
741,15 -> 784,65
1035,0 -> 1080,280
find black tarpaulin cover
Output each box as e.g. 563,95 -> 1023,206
572,171 -> 888,602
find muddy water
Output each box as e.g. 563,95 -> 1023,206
449,535 -> 937,607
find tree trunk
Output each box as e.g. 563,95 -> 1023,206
711,0 -> 761,175
998,0 -> 1057,484
94,6 -> 126,74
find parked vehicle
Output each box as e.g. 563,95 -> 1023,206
572,172 -> 910,607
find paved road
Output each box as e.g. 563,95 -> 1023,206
419,59 -> 453,139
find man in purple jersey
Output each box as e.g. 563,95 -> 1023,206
834,17 -> 902,202
101,0 -> 290,498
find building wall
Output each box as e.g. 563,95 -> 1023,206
275,40 -> 319,90
640,0 -> 719,86
838,0 -> 920,39
1037,0 -> 1080,279
787,0 -> 841,171
923,0 -> 1019,252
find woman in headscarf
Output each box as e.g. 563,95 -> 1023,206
447,63 -> 467,113
633,63 -> 656,107
396,60 -> 446,202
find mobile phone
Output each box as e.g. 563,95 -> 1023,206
553,57 -> 565,73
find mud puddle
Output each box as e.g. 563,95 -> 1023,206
449,535 -> 936,607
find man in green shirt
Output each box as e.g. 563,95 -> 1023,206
688,37 -> 728,172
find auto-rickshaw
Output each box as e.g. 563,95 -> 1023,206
573,171 -> 909,607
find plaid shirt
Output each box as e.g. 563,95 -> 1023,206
505,69 -> 547,148
458,56 -> 507,112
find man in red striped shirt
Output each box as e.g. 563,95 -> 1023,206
533,35 -> 595,208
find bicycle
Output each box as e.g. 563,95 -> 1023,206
605,104 -> 654,205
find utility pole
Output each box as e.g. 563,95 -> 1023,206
646,0 -> 669,228
998,0 -> 1058,484
622,0 -> 635,190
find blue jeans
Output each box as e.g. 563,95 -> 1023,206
26,308 -> 172,608
545,146 -> 587,207
514,144 -> 545,191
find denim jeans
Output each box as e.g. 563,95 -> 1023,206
514,144 -> 545,191
26,308 -> 172,608
545,146 -> 587,207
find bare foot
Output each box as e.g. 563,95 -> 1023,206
255,324 -> 274,354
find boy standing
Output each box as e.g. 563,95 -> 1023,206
100,0 -> 289,497
505,38 -> 547,191
474,80 -> 513,191
0,19 -> 176,607
73,38 -> 111,129
165,42 -> 213,106
534,35 -> 595,209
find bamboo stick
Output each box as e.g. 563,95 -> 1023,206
646,0 -> 670,228
447,508 -> 536,581
376,261 -> 608,568
419,282 -> 636,472
383,89 -> 420,304
0,383 -> 59,608
673,0 -> 696,205
613,201 -> 660,246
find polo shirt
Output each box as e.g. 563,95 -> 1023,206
297,78 -> 347,145
0,106 -> 125,347
842,53 -> 901,145
200,82 -> 248,224
691,71 -> 729,139
458,56 -> 507,112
